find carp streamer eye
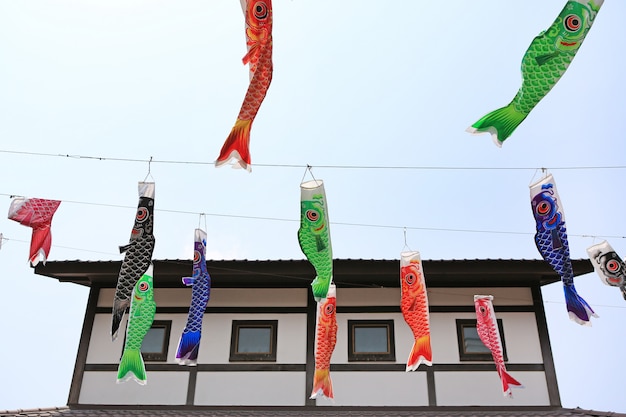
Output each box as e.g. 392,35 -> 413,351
324,303 -> 335,315
536,200 -> 552,216
606,259 -> 621,273
139,281 -> 150,292
306,209 -> 320,222
479,306 -> 487,315
253,2 -> 269,20
564,14 -> 581,32
136,207 -> 148,222
193,250 -> 201,263
405,273 -> 416,285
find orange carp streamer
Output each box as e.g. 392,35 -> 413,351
400,251 -> 433,371
216,0 -> 273,172
310,283 -> 337,400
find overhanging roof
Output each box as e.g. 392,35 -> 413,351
33,258 -> 594,288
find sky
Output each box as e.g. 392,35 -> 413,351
0,0 -> 625,412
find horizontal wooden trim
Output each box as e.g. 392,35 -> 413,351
85,364 -> 187,372
330,363 -> 544,372
431,363 -> 544,372
197,364 -> 306,372
84,363 -> 306,372
95,306 -> 308,314
94,305 -> 535,315
85,363 -> 543,372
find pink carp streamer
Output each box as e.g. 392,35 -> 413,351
8,197 -> 61,266
474,295 -> 523,397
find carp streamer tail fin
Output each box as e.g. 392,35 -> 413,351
466,103 -> 527,147
310,369 -> 333,400
117,349 -> 147,385
216,118 -> 252,171
563,285 -> 598,326
176,331 -> 201,365
406,334 -> 432,371
29,226 -> 52,266
311,276 -> 331,302
499,368 -> 523,397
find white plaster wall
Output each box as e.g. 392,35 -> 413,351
337,288 -> 400,306
208,288 -> 308,307
86,313 -> 189,364
79,371 -> 188,405
87,312 -> 307,364
317,371 -> 429,407
98,288 -> 307,308
428,287 -> 533,306
194,372 -> 305,406
430,312 -> 543,364
196,313 -> 307,364
435,371 -> 550,406
334,287 -> 532,307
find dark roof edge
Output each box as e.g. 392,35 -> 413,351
33,258 -> 595,289
2,405 -> 625,417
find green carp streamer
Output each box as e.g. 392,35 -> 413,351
117,265 -> 156,385
298,180 -> 333,301
467,0 -> 603,146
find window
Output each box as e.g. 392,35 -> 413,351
121,320 -> 171,362
348,319 -> 396,361
456,319 -> 508,361
230,320 -> 278,361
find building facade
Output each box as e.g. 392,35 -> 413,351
34,258 -> 593,409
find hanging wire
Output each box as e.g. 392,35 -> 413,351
300,164 -> 321,186
401,227 -> 412,253
3,148 -> 626,171
143,156 -> 155,182
1,192 -> 624,239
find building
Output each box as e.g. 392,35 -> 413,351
3,258 -> 622,417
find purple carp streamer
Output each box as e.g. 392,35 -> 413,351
176,228 -> 211,366
530,174 -> 597,325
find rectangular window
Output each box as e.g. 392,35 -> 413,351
230,320 -> 278,362
348,319 -> 395,362
121,320 -> 171,362
456,319 -> 508,361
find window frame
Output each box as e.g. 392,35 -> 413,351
347,319 -> 396,362
229,320 -> 278,362
120,320 -> 171,362
456,318 -> 508,362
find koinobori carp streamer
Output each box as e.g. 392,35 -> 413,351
400,251 -> 432,371
176,228 -> 211,365
298,179 -> 333,301
112,182 -> 156,340
216,0 -> 273,171
530,174 -> 597,325
467,0 -> 603,145
8,197 -> 61,266
474,295 -> 523,397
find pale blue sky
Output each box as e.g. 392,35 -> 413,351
1,0 -> 625,412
